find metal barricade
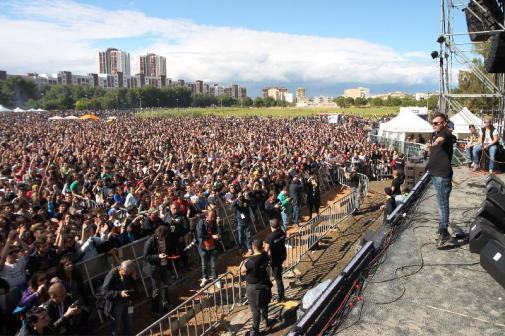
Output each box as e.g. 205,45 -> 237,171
136,272 -> 237,336
368,134 -> 425,158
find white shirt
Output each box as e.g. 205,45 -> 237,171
0,255 -> 28,290
480,128 -> 499,145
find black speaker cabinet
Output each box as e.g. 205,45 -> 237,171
484,33 -> 505,73
486,175 -> 505,194
469,216 -> 505,254
486,190 -> 505,214
480,239 -> 505,289
477,199 -> 505,232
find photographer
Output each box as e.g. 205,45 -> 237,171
232,192 -> 253,255
277,188 -> 292,232
143,226 -> 173,315
15,305 -> 51,336
44,282 -> 84,335
195,210 -> 222,288
101,260 -> 137,336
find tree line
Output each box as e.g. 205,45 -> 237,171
0,77 -> 300,110
332,95 -> 438,109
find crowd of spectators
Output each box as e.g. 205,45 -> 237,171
0,112 -> 400,335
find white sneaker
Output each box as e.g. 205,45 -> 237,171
200,278 -> 208,287
214,280 -> 222,289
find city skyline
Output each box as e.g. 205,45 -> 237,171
0,0 -> 472,96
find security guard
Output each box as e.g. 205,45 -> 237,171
240,238 -> 273,336
264,218 -> 287,302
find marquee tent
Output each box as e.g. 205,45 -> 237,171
48,116 -> 64,120
64,116 -> 80,120
0,105 -> 12,112
13,107 -> 26,112
378,109 -> 433,141
400,106 -> 428,117
36,108 -> 47,112
450,107 -> 483,138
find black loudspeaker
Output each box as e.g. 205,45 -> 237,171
480,239 -> 505,289
486,174 -> 505,194
484,33 -> 505,73
465,0 -> 504,42
469,216 -> 505,254
477,199 -> 505,232
486,191 -> 505,213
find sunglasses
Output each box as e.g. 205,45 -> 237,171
431,122 -> 442,126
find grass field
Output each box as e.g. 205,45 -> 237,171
137,106 -> 399,119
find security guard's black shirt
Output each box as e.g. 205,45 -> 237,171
245,251 -> 270,285
265,230 -> 287,266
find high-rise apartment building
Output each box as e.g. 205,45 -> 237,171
343,87 -> 369,99
296,88 -> 305,99
139,53 -> 166,77
98,48 -> 131,76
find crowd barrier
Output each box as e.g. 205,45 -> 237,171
137,171 -> 368,335
136,272 -> 238,336
73,166 -> 367,333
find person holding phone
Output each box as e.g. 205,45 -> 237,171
101,260 -> 137,336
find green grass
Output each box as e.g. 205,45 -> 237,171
136,106 -> 399,119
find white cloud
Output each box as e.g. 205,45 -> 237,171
0,0 -> 438,86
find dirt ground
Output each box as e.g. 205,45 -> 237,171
121,181 -> 388,336
218,181 -> 388,336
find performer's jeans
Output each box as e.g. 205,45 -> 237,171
431,176 -> 452,231
246,284 -> 272,333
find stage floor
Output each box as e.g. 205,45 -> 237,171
338,167 -> 505,336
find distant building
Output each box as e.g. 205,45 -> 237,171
343,87 -> 370,99
262,87 -> 290,101
284,93 -> 294,103
139,53 -> 166,77
415,92 -> 429,101
195,80 -> 204,94
296,87 -> 305,100
98,48 -> 131,76
0,70 -> 6,81
370,91 -> 410,100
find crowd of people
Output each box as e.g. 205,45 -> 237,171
0,112 -> 403,335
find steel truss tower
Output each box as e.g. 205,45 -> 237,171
438,0 -> 505,138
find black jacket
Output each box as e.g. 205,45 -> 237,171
288,181 -> 303,205
195,218 -> 222,249
143,235 -> 176,269
44,295 -> 80,335
101,267 -> 136,309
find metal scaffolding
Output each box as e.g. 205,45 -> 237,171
437,0 -> 505,137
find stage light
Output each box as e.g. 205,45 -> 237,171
437,35 -> 446,44
431,51 -> 439,59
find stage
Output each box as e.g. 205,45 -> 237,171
338,167 -> 505,336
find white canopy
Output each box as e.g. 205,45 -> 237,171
327,115 -> 340,124
48,116 -> 64,120
63,116 -> 80,120
0,104 -> 12,112
36,108 -> 47,112
450,107 -> 483,138
400,106 -> 428,116
13,107 -> 26,112
378,109 -> 433,141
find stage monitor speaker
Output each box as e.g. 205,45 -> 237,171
469,216 -> 505,254
480,239 -> 505,289
486,174 -> 505,194
476,199 -> 505,232
484,33 -> 505,73
465,0 -> 504,42
486,190 -> 505,214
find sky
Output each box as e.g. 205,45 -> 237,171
0,0 -> 471,97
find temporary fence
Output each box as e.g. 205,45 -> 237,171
136,272 -> 238,336
138,172 -> 369,336
368,134 -> 426,158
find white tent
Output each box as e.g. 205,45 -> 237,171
28,108 -> 37,112
63,116 -> 79,120
48,116 -> 64,120
400,106 -> 428,116
450,107 -> 483,138
378,109 -> 433,141
35,108 -> 47,112
327,115 -> 340,124
0,104 -> 12,112
13,107 -> 26,113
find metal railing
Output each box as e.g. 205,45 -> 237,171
136,272 -> 238,336
368,134 -> 425,158
134,172 -> 369,336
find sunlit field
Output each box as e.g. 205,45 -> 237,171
136,106 -> 399,119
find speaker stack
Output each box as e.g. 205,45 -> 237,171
404,156 -> 427,190
469,175 -> 505,289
